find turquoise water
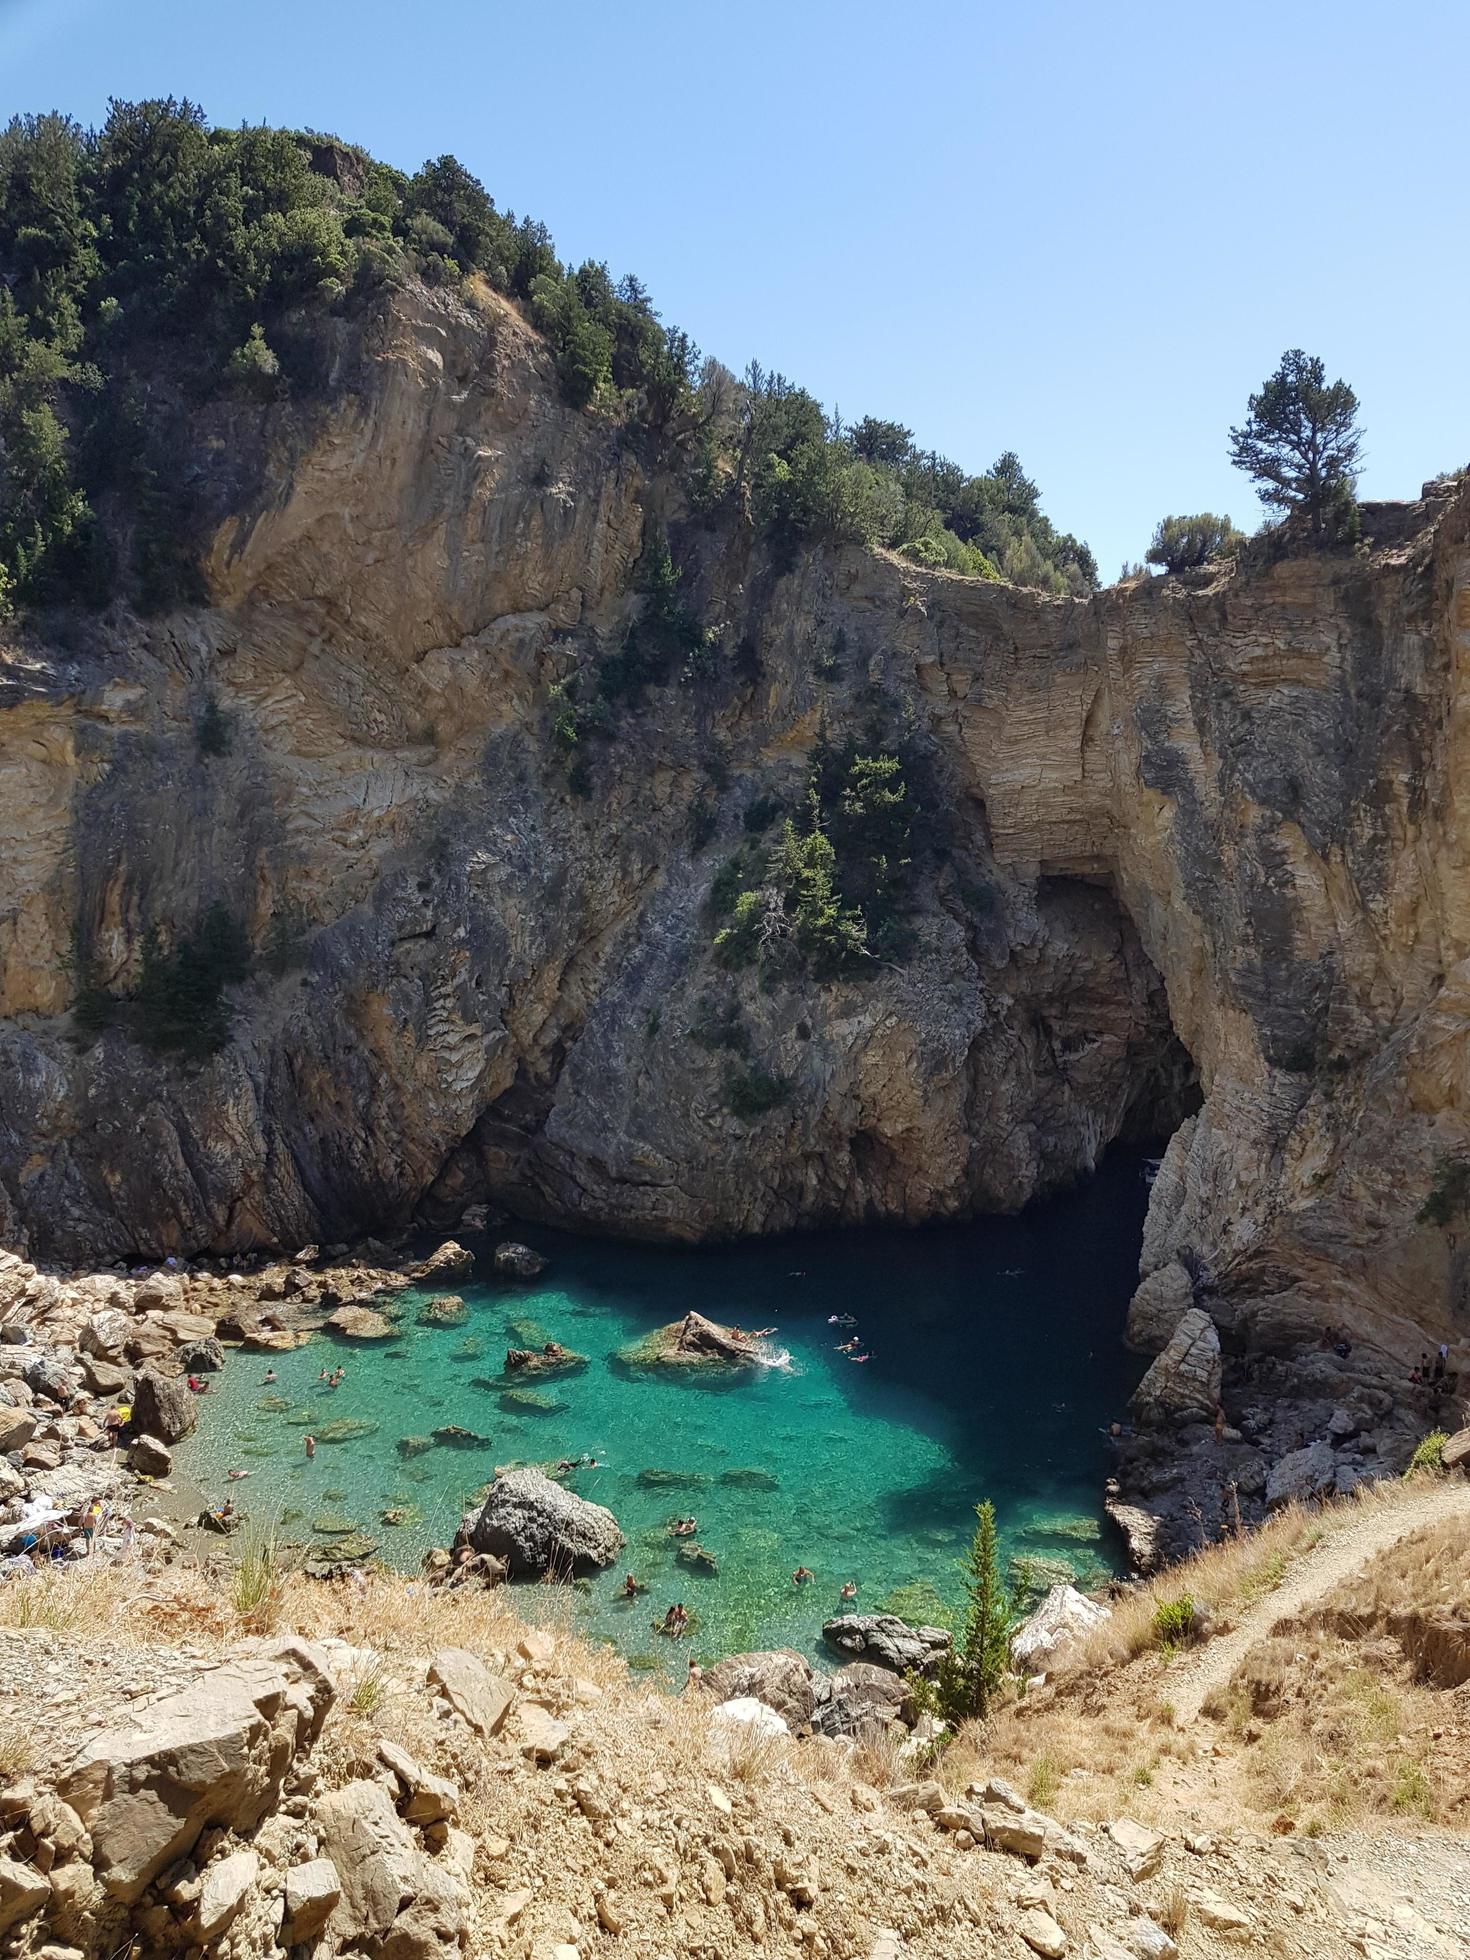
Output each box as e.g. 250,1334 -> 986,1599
179,1153 -> 1149,1673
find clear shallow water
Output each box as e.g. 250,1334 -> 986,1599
179,1153 -> 1149,1675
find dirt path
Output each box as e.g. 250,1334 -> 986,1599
1168,1480 -> 1470,1725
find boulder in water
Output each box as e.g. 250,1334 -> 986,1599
497,1387 -> 568,1416
636,1467 -> 711,1490
464,1466 -> 623,1577
503,1340 -> 586,1378
676,1542 -> 719,1574
418,1294 -> 467,1327
395,1434 -> 434,1458
432,1425 -> 490,1451
325,1305 -> 396,1341
413,1241 -> 474,1283
821,1612 -> 952,1678
618,1311 -> 759,1371
494,1242 -> 547,1279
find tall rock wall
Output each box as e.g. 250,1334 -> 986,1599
0,281 -> 1465,1370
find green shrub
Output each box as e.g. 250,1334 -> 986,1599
1145,513 -> 1244,573
1418,1156 -> 1470,1228
136,903 -> 251,1057
725,1065 -> 791,1121
1404,1431 -> 1448,1477
1152,1595 -> 1196,1653
196,697 -> 232,756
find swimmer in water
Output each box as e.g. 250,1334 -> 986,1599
792,1566 -> 814,1586
849,1353 -> 871,1364
304,1434 -> 316,1459
840,1580 -> 858,1602
263,1368 -> 277,1383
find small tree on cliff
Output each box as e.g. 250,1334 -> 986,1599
1145,513 -> 1244,574
1228,349 -> 1363,542
937,1500 -> 1015,1721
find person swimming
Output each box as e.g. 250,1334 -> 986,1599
840,1580 -> 858,1601
263,1368 -> 277,1383
670,1517 -> 698,1537
792,1566 -> 814,1585
623,1573 -> 641,1599
828,1313 -> 856,1326
848,1352 -> 871,1363
835,1338 -> 860,1352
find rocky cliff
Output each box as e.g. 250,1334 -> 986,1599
1,279 -> 1466,1378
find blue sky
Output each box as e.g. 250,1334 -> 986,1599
4,0 -> 1466,577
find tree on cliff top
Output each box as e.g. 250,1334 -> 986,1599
1145,512 -> 1245,574
1228,349 -> 1363,542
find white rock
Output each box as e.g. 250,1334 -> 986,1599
710,1696 -> 789,1740
193,1849 -> 259,1941
1011,1584 -> 1110,1669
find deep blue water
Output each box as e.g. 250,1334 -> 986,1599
179,1152 -> 1149,1674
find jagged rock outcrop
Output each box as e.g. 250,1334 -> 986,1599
463,1466 -> 624,1576
1128,1309 -> 1222,1425
0,276 -> 1466,1396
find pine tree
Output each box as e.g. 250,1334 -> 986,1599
1228,349 -> 1363,540
938,1500 -> 1014,1721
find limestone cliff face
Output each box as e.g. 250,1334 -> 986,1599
0,281 -> 1466,1372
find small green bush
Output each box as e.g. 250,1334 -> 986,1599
196,697 -> 232,757
725,1065 -> 790,1121
1404,1431 -> 1448,1477
1418,1156 -> 1470,1228
1152,1595 -> 1196,1651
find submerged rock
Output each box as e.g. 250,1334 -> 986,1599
497,1386 -> 569,1416
396,1434 -> 435,1458
636,1467 -> 712,1489
720,1466 -> 780,1490
314,1417 -> 380,1444
417,1294 -> 467,1326
464,1466 -> 624,1577
503,1340 -> 586,1378
432,1424 -> 491,1451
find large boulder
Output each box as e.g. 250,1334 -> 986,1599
414,1241 -> 474,1283
1011,1584 -> 1110,1671
315,1779 -> 469,1958
810,1662 -> 910,1740
177,1336 -> 226,1373
1124,1261 -> 1195,1354
493,1241 -> 546,1279
131,1366 -> 198,1444
23,1355 -> 74,1405
1266,1439 -> 1337,1508
1441,1425 -> 1470,1472
1128,1308 -> 1221,1426
821,1613 -> 952,1677
80,1309 -> 132,1363
699,1650 -> 816,1729
465,1467 -> 623,1577
325,1305 -> 396,1341
58,1637 -> 334,1901
619,1311 -> 757,1371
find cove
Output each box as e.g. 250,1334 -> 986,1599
177,1151 -> 1149,1674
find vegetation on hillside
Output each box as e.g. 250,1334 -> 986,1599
0,97 -> 1095,615
709,725 -> 926,981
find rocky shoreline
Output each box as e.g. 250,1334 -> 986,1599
3,1220 -> 1462,1609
